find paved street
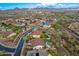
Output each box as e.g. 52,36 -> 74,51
14,27 -> 37,56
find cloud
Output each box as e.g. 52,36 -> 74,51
56,3 -> 79,8
22,3 -> 79,9
40,3 -> 57,6
26,3 -> 79,9
53,4 -> 65,8
29,3 -> 57,8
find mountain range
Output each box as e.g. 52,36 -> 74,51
0,3 -> 79,10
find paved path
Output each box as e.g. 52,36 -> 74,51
0,44 -> 15,52
14,27 -> 36,56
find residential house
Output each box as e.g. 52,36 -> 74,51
0,29 -> 16,38
31,30 -> 42,38
42,21 -> 51,29
3,19 -> 16,25
28,39 -> 45,49
15,19 -> 26,27
30,20 -> 41,26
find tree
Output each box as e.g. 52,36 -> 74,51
40,32 -> 49,39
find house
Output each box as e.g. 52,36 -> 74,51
3,19 -> 16,25
0,29 -> 16,38
7,33 -> 16,38
0,39 -> 17,47
15,19 -> 26,27
28,39 -> 45,49
42,21 -> 51,29
31,30 -> 42,38
31,20 -> 40,26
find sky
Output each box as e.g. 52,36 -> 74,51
0,3 -> 79,10
0,0 -> 79,3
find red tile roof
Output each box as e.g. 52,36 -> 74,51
28,39 -> 45,46
31,30 -> 42,35
0,31 -> 13,37
31,20 -> 40,25
0,40 -> 17,47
